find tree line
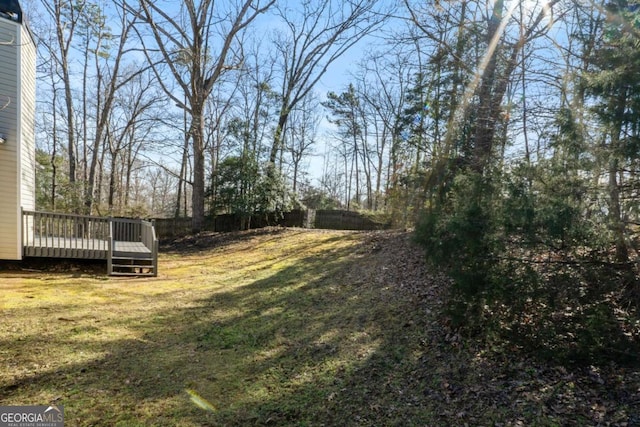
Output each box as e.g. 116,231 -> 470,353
31,0 -> 393,229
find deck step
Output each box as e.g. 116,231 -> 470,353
112,253 -> 153,259
109,256 -> 156,277
112,257 -> 154,262
112,264 -> 154,269
110,268 -> 156,276
110,272 -> 155,277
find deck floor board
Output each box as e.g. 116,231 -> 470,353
114,241 -> 150,254
23,236 -> 150,259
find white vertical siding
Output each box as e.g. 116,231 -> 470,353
0,19 -> 20,259
19,23 -> 36,212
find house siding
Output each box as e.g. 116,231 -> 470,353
0,15 -> 35,260
19,22 -> 35,212
0,19 -> 20,259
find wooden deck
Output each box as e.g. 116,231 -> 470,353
23,236 -> 150,259
21,210 -> 158,276
24,236 -> 108,258
113,241 -> 151,255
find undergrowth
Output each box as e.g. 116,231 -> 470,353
415,169 -> 640,367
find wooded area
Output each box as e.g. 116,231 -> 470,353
23,0 -> 640,363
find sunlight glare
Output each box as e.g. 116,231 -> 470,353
440,0 -> 556,160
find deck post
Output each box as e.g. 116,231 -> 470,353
107,219 -> 113,275
20,207 -> 24,259
151,219 -> 158,277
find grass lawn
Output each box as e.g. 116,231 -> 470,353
0,229 -> 432,426
1,228 -> 638,426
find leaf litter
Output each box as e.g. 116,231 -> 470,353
333,229 -> 640,426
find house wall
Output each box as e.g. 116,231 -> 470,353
0,19 -> 20,259
19,22 -> 35,212
0,15 -> 35,260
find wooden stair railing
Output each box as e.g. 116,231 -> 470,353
108,218 -> 158,277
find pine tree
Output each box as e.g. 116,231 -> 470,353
582,0 -> 640,263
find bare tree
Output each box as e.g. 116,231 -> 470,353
83,2 -> 148,214
105,68 -> 163,214
356,49 -> 412,210
40,0 -> 82,187
285,93 -> 320,193
130,0 -> 274,232
268,0 -> 390,167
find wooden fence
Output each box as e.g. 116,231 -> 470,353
153,209 -> 390,239
312,210 -> 390,231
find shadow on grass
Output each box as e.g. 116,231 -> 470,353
2,231 -> 639,426
0,257 -> 107,276
0,235 -> 436,426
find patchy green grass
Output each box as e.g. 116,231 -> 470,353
1,228 -> 638,426
0,229 -> 433,425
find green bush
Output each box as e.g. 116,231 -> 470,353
416,172 -> 499,330
415,164 -> 640,366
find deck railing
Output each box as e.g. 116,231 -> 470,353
141,220 -> 159,274
141,220 -> 158,253
112,217 -> 143,242
22,210 -> 111,257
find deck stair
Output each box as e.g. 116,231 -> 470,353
109,242 -> 157,277
110,253 -> 156,276
108,218 -> 158,276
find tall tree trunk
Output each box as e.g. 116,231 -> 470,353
471,0 -> 504,173
51,80 -> 59,210
108,149 -> 118,212
609,156 -> 628,263
47,0 -> 78,188
175,129 -> 189,219
191,106 -> 206,233
270,107 -> 289,164
470,0 -> 559,173
609,93 -> 629,263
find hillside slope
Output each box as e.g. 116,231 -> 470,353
0,228 -> 638,426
